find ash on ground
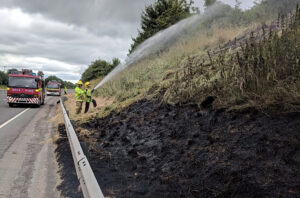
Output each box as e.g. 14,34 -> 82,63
55,124 -> 83,198
57,100 -> 300,198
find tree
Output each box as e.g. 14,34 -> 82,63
129,0 -> 193,54
112,58 -> 121,67
0,71 -> 8,86
6,68 -> 18,74
81,58 -> 120,82
204,0 -> 217,8
234,0 -> 241,9
63,81 -> 76,89
45,75 -> 62,85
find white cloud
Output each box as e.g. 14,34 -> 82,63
0,7 -> 132,82
0,0 -> 257,82
0,8 -> 32,28
0,54 -> 84,81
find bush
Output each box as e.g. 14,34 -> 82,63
81,58 -> 120,82
0,71 -> 8,86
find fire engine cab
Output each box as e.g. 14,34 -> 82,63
6,69 -> 45,107
46,80 -> 61,96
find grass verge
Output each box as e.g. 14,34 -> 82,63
93,7 -> 300,115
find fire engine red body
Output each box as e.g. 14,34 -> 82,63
6,70 -> 45,107
46,80 -> 61,96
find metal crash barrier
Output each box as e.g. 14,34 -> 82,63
60,98 -> 104,198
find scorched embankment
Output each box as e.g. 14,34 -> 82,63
57,99 -> 300,198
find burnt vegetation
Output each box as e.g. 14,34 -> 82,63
78,100 -> 300,198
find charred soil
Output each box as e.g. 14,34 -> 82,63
55,124 -> 82,198
57,99 -> 300,198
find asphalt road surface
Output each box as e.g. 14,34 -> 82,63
0,91 -> 60,198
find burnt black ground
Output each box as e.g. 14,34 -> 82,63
56,100 -> 300,198
55,124 -> 83,198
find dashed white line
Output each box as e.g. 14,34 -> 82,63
0,108 -> 30,129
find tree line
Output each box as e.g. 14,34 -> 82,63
0,69 -> 75,89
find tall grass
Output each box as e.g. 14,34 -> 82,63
94,5 -> 300,117
162,7 -> 300,112
96,26 -> 248,104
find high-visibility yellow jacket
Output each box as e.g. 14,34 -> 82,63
84,88 -> 92,103
75,86 -> 84,102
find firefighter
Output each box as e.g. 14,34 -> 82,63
64,86 -> 68,95
84,82 -> 97,113
75,80 -> 84,114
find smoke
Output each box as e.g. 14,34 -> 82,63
94,3 -> 231,89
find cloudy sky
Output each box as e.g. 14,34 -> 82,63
0,0 -> 256,83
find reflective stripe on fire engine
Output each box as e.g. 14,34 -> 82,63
47,89 -> 59,91
7,97 -> 39,104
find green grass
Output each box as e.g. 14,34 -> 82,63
0,85 -> 7,89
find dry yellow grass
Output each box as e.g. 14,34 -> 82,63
96,24 -> 255,115
49,102 -> 64,124
63,92 -> 115,122
168,25 -> 250,57
52,92 -> 115,150
89,77 -> 104,88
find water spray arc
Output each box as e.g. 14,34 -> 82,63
94,4 -> 231,90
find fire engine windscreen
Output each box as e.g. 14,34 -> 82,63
47,84 -> 59,89
9,77 -> 37,89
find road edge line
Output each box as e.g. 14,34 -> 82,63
0,108 -> 30,129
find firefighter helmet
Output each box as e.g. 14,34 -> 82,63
85,82 -> 90,87
77,80 -> 83,85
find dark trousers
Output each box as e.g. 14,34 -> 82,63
84,99 -> 97,113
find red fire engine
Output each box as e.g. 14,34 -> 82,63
46,80 -> 61,96
6,69 -> 46,107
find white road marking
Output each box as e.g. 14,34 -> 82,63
0,108 -> 30,129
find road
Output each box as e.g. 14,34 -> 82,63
0,91 -> 60,198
